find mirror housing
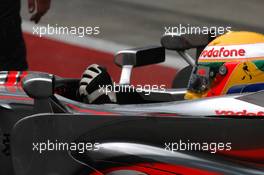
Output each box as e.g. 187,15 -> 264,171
22,73 -> 54,99
161,33 -> 213,51
115,46 -> 165,67
160,34 -> 215,67
115,46 -> 165,85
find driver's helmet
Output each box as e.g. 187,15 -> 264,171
185,31 -> 264,100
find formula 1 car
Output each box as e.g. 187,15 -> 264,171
0,34 -> 264,175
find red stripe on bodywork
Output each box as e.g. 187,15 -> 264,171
5,71 -> 18,86
101,163 -> 221,175
5,86 -> 17,93
67,103 -> 116,115
0,95 -> 32,101
18,71 -> 28,86
4,71 -> 28,92
88,171 -> 104,175
220,149 -> 264,162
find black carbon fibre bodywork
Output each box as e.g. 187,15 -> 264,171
10,114 -> 264,175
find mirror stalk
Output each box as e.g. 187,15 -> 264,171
178,51 -> 196,67
119,65 -> 133,85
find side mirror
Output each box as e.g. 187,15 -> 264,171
161,34 -> 211,51
114,46 -> 165,84
22,73 -> 54,99
115,46 -> 165,67
22,73 -> 54,113
161,34 -> 215,67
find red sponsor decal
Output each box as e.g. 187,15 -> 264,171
201,47 -> 245,58
215,110 -> 264,116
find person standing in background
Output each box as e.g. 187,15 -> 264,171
0,0 -> 51,71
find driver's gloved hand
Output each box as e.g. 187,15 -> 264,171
78,64 -> 117,104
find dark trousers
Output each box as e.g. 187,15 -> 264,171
0,16 -> 28,71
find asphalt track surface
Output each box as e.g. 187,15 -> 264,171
19,0 -> 264,85
23,32 -> 177,86
21,0 -> 264,46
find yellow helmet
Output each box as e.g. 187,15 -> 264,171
185,31 -> 264,100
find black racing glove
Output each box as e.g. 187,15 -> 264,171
78,64 -> 116,104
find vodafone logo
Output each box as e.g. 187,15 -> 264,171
215,110 -> 264,116
199,43 -> 264,60
201,47 -> 245,58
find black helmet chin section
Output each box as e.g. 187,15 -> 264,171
187,66 -> 211,93
188,74 -> 209,93
187,62 -> 228,93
